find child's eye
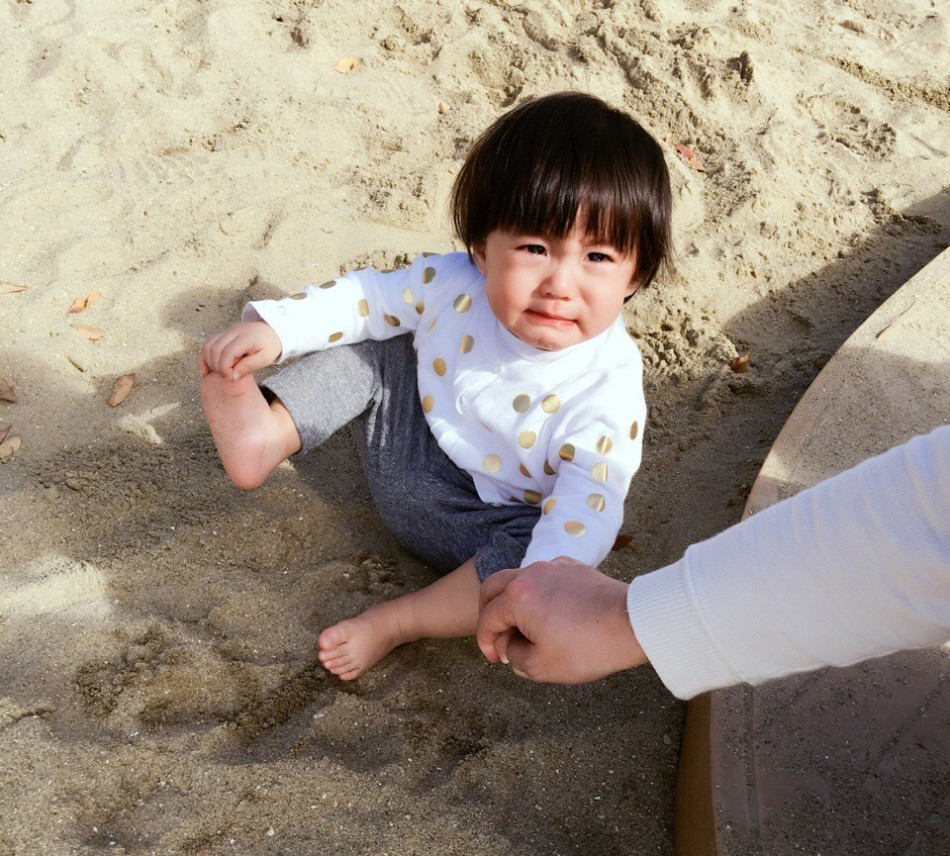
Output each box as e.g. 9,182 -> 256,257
519,244 -> 547,255
587,251 -> 614,263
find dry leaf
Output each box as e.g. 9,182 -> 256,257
671,141 -> 708,172
611,534 -> 633,551
107,373 -> 136,407
729,353 -> 750,373
0,377 -> 15,403
0,280 -> 27,295
68,291 -> 101,314
334,57 -> 358,73
0,433 -> 21,460
71,323 -> 103,341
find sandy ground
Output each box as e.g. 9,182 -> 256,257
0,1 -> 947,854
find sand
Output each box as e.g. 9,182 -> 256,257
0,1 -> 947,854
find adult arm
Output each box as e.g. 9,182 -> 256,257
631,424 -> 950,698
477,426 -> 950,697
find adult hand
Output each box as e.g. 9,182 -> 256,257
476,557 -> 648,683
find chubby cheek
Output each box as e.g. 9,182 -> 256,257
486,278 -> 523,324
581,292 -> 624,335
484,284 -> 509,326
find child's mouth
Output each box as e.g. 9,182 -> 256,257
525,309 -> 575,327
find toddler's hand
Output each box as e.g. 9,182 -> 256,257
198,321 -> 282,380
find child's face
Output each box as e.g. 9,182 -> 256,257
473,226 -> 639,351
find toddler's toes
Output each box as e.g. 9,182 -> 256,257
318,624 -> 348,657
316,608 -> 403,680
324,660 -> 355,678
317,647 -> 341,665
319,652 -> 351,672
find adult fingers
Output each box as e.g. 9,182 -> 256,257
478,567 -> 517,612
504,634 -> 539,681
492,627 -> 517,665
475,588 -> 519,662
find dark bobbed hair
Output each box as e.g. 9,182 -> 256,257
451,92 -> 673,292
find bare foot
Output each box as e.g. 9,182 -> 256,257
317,602 -> 412,681
201,371 -> 299,489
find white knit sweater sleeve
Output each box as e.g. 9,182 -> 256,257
240,254 -> 439,361
627,425 -> 950,700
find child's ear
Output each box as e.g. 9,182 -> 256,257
473,242 -> 488,276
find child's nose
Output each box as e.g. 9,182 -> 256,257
541,265 -> 572,298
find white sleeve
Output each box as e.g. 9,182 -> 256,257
521,390 -> 646,568
240,254 -> 437,362
627,425 -> 950,700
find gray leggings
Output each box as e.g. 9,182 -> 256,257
262,336 -> 541,580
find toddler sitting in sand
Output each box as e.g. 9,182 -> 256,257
198,92 -> 672,679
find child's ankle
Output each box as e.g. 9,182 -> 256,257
369,598 -> 421,647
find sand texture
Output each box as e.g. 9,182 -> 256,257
0,1 -> 947,854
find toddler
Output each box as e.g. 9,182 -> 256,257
198,92 -> 672,680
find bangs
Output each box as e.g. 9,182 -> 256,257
452,92 -> 672,288
495,160 -> 641,259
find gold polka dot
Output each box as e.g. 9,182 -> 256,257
558,443 -> 575,463
402,287 -> 414,305
564,521 -> 586,537
427,318 -> 438,333
384,314 -> 401,327
543,459 -> 556,476
541,394 -> 561,413
289,291 -> 308,300
421,395 -> 434,413
592,462 -> 609,483
587,493 -> 606,512
483,454 -> 502,474
328,331 -> 343,343
630,420 -> 639,440
518,430 -> 537,449
454,294 -> 472,313
460,335 -> 474,354
519,464 -> 531,478
433,358 -> 447,376
357,298 -> 370,317
523,489 -> 541,505
512,394 -> 530,413
542,497 -> 557,515
319,280 -> 336,289
423,266 -> 436,284
415,300 -> 425,315
595,436 -> 614,456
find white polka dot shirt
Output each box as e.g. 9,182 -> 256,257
243,252 -> 647,568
